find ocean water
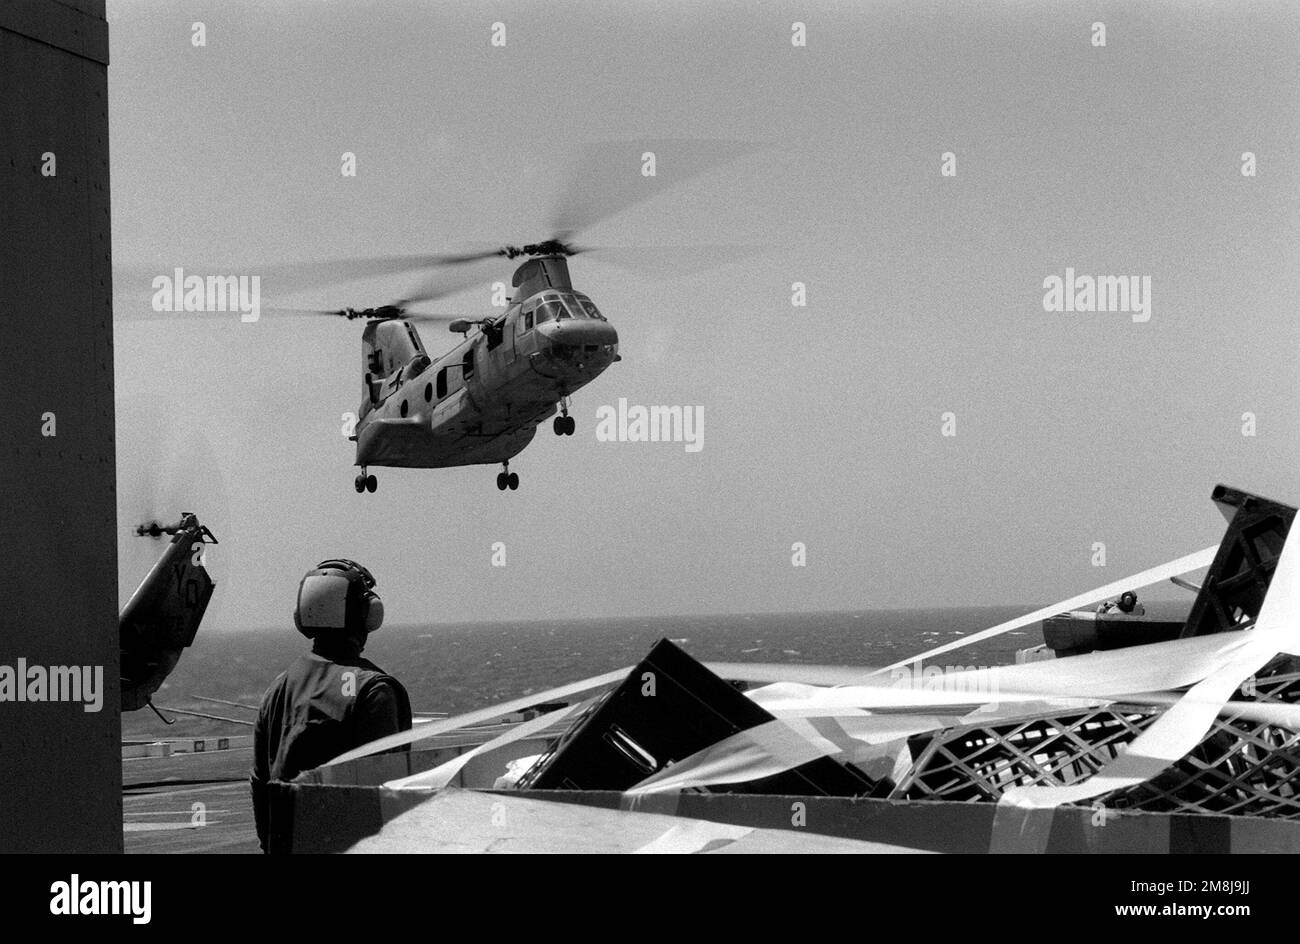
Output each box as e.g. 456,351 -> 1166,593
122,603 -> 1188,740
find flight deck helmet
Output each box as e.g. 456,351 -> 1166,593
293,559 -> 384,638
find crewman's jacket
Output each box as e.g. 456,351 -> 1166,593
251,639 -> 412,851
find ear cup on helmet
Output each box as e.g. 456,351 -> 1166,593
364,595 -> 384,633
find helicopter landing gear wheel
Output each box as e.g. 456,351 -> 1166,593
554,397 -> 575,436
496,472 -> 507,491
507,472 -> 519,490
498,462 -> 518,491
354,475 -> 365,493
365,474 -> 377,493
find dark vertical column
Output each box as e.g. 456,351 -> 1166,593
0,0 -> 120,853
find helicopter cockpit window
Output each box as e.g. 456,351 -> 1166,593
573,294 -> 603,320
558,295 -> 589,319
536,301 -> 563,323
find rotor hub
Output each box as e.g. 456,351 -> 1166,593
501,239 -> 576,260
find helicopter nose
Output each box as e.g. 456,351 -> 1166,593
540,319 -> 619,374
548,319 -> 619,350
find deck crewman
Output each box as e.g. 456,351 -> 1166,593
250,559 -> 412,852
1097,589 -> 1146,617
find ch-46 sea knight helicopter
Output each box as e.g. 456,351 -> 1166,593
301,241 -> 620,495
255,140 -> 758,493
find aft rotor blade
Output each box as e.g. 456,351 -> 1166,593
263,306 -> 471,325
250,252 -> 498,297
393,310 -> 475,324
258,306 -> 358,320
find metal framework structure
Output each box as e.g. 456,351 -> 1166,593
896,704 -> 1162,802
1106,656 -> 1300,818
893,654 -> 1300,818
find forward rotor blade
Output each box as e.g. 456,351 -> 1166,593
548,138 -> 763,240
574,243 -> 768,278
394,263 -> 499,306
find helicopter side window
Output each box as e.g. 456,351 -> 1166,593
436,368 -> 447,399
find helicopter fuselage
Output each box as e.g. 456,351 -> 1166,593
353,275 -> 618,471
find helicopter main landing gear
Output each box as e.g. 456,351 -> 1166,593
553,397 -> 576,436
354,469 -> 377,493
496,461 -> 519,491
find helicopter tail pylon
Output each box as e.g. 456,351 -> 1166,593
119,513 -> 218,712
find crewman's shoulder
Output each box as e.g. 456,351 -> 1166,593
355,665 -> 407,695
351,655 -> 399,681
360,672 -> 406,693
259,667 -> 291,702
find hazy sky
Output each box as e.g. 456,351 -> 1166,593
109,0 -> 1300,629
